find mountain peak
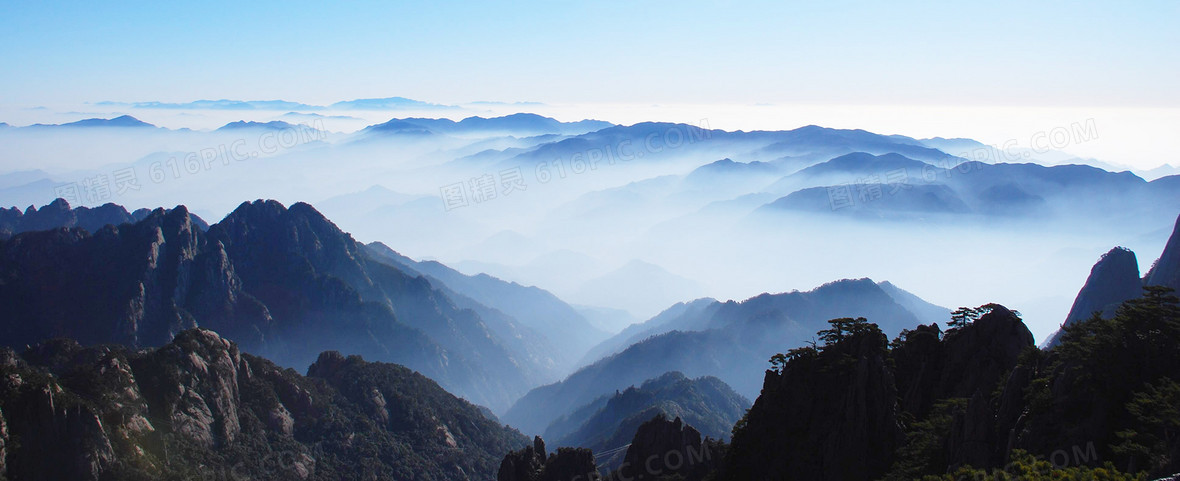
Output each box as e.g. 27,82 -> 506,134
59,115 -> 155,128
1145,214 -> 1180,291
216,120 -> 298,131
1047,246 -> 1142,347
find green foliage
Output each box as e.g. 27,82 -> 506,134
882,398 -> 968,480
1113,377 -> 1180,474
948,303 -> 1016,330
768,353 -> 788,374
731,408 -> 750,439
930,450 -> 1145,480
817,317 -> 875,346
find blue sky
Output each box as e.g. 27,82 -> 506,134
2,0 -> 1176,108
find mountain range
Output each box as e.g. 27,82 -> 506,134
502,278 -> 945,435
0,199 -> 606,413
543,371 -> 748,469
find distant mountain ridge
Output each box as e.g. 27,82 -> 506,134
544,371 -> 748,469
362,113 -> 613,138
0,198 -> 209,240
504,278 -> 936,435
22,115 -> 157,129
362,241 -> 609,377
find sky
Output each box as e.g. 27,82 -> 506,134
1,1 -> 1178,168
2,0 -> 1176,106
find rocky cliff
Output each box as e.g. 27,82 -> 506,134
0,328 -> 529,480
1047,247 -> 1142,347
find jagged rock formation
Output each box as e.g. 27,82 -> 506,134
0,204 -> 251,348
0,199 -> 551,411
891,306 -> 1035,470
0,329 -> 528,480
0,198 -> 209,241
1145,214 -> 1180,291
726,318 -> 904,481
618,414 -> 724,481
1046,213 -> 1180,346
726,307 -> 1035,480
499,415 -> 724,481
1047,247 -> 1142,347
497,436 -> 597,481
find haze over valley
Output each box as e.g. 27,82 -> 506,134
2,2 -> 1179,480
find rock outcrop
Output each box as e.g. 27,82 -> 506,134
618,414 -> 722,481
726,319 -> 903,481
0,329 -> 529,481
726,308 -> 1035,480
497,436 -> 597,481
1145,214 -> 1180,291
1047,247 -> 1142,346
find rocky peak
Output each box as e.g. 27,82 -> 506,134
1145,214 -> 1180,291
1048,247 -> 1142,347
133,328 -> 244,448
497,434 -> 597,481
938,305 -> 1034,399
620,414 -> 717,481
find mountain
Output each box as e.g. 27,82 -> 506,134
362,113 -> 612,138
544,371 -> 748,469
572,305 -> 639,334
1046,247 -> 1142,347
722,289 -> 1180,479
0,329 -> 528,480
362,241 -> 609,376
480,122 -> 944,171
760,183 -> 972,218
28,115 -> 156,129
504,291 -> 1180,479
877,281 -> 951,326
1045,213 -> 1180,346
216,120 -> 302,131
572,260 -> 709,319
504,278 -> 926,435
790,152 -> 935,179
101,99 -> 320,110
759,160 -> 1177,221
1145,213 -> 1180,291
681,158 -> 785,196
684,158 -> 779,178
0,169 -> 52,190
359,119 -> 436,136
726,307 -> 1036,480
585,278 -> 931,366
0,199 -> 546,412
392,113 -> 613,136
0,198 -> 211,239
0,198 -> 132,239
579,298 -> 718,365
330,97 -> 452,110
